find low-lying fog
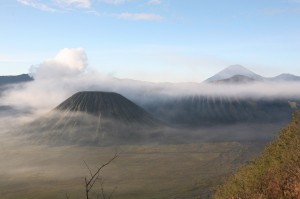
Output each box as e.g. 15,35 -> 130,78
0,48 -> 299,132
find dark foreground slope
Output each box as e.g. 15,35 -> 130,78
20,92 -> 165,146
214,110 -> 300,199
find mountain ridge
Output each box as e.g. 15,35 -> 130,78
205,65 -> 263,82
205,65 -> 300,83
0,74 -> 33,86
211,74 -> 256,84
270,73 -> 300,81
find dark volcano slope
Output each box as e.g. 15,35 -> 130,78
143,96 -> 296,128
56,91 -> 160,125
22,92 -> 165,146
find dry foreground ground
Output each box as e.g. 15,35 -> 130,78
0,136 -> 262,199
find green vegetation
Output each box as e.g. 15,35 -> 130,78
214,111 -> 300,199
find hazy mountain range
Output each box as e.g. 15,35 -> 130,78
3,65 -> 300,146
0,74 -> 33,86
205,65 -> 300,83
1,65 -> 300,86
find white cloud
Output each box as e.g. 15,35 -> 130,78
30,48 -> 88,79
17,0 -> 57,12
118,12 -> 163,21
98,0 -> 131,5
17,0 -> 91,11
17,0 -> 164,21
2,48 -> 300,129
148,0 -> 161,5
55,0 -> 91,8
1,48 -> 90,114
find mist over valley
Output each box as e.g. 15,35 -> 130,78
0,59 -> 299,198
2,1 -> 300,197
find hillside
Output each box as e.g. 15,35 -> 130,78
271,73 -> 300,81
20,91 -> 164,146
214,110 -> 300,199
56,91 -> 160,126
144,96 -> 295,127
0,74 -> 33,86
211,75 -> 256,84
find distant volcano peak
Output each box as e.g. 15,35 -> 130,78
225,64 -> 248,70
271,73 -> 300,81
205,65 -> 263,82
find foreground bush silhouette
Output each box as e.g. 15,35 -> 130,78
84,153 -> 119,199
214,111 -> 300,199
65,153 -> 119,199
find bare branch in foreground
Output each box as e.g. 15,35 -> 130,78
84,152 -> 120,199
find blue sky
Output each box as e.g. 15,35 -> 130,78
1,0 -> 300,82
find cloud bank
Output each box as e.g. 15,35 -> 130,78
149,0 -> 161,5
98,0 -> 131,5
56,0 -> 91,8
17,0 -> 57,12
1,47 -> 300,128
1,48 -> 91,114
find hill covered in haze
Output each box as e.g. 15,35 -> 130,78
0,74 -> 33,86
144,96 -> 297,127
20,91 -> 165,146
56,91 -> 160,126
